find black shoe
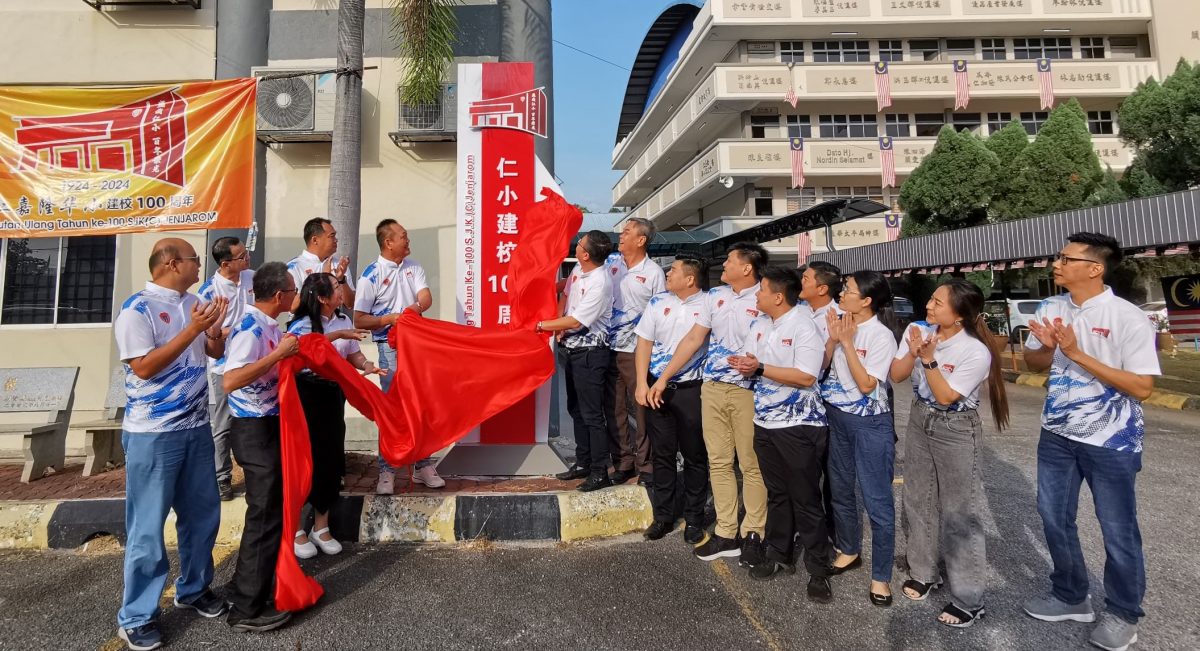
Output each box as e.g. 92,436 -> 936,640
218,481 -> 233,502
556,464 -> 589,481
610,468 -> 636,484
576,473 -> 613,492
694,533 -> 740,561
637,473 -> 652,487
227,606 -> 292,633
830,555 -> 863,575
738,532 -> 765,568
684,524 -> 705,545
644,520 -> 673,541
870,590 -> 893,607
807,576 -> 834,603
749,559 -> 796,581
174,589 -> 229,618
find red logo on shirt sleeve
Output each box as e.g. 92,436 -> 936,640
663,307 -> 671,316
611,267 -> 619,275
158,312 -> 170,324
855,348 -> 867,358
717,299 -> 725,308
757,332 -> 763,341
1091,327 -> 1111,338
382,278 -> 391,286
942,363 -> 956,373
782,339 -> 793,346
636,276 -> 646,283
746,309 -> 759,317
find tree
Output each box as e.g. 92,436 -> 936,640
1088,166 -> 1128,207
1118,59 -> 1200,192
898,125 -> 999,231
328,0 -> 365,272
393,0 -> 460,105
1120,154 -> 1168,198
985,119 -> 1029,220
1006,98 -> 1103,220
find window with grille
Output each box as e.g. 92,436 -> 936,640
878,40 -> 903,62
981,38 -> 1006,60
1014,37 -> 1072,60
786,115 -> 812,138
812,40 -> 870,63
824,186 -> 884,202
952,112 -> 982,134
1108,36 -> 1140,59
987,112 -> 1014,133
1080,37 -> 1105,59
780,41 -> 804,63
786,187 -> 817,213
818,114 -> 878,139
754,188 -> 774,216
885,114 -> 911,138
1,236 -> 116,325
915,113 -> 945,137
1020,111 -> 1050,135
945,39 -> 976,60
909,39 -> 940,62
1087,110 -> 1115,135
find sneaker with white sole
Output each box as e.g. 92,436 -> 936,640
376,468 -> 395,495
413,464 -> 446,488
118,623 -> 163,650
311,527 -> 342,555
1023,593 -> 1096,623
294,530 -> 317,559
1090,613 -> 1138,651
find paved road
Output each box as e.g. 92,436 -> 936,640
1,383 -> 1198,651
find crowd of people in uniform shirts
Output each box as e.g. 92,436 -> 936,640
109,212 -> 1157,651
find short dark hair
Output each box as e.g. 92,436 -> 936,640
375,219 -> 398,249
728,241 -> 768,280
211,236 -> 242,265
674,256 -> 704,284
807,260 -> 843,300
303,217 -> 332,245
761,265 -> 800,306
253,261 -> 293,299
627,217 -> 657,243
1067,231 -> 1122,270
581,230 -> 612,262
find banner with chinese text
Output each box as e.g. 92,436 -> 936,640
0,78 -> 256,238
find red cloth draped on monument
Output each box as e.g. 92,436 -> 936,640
272,189 -> 582,611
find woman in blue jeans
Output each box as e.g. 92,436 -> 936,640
819,270 -> 900,606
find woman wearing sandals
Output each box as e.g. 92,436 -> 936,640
819,270 -> 900,606
288,273 -> 388,559
890,279 -> 1010,628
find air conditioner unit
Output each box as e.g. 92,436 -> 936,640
251,67 -> 337,143
390,84 -> 457,144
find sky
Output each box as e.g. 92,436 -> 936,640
552,1 -> 675,214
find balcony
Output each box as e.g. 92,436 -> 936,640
611,58 -> 1154,207
711,0 -> 1151,23
625,136 -> 1131,228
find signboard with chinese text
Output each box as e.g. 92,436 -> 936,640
0,79 -> 256,238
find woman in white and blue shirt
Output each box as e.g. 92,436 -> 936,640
819,270 -> 900,606
890,279 -> 1009,628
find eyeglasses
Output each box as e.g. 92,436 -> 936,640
842,290 -> 861,297
222,253 -> 250,264
1053,253 -> 1101,265
278,287 -> 298,297
173,255 -> 200,265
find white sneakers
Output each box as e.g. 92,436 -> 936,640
376,468 -> 395,495
294,527 -> 342,558
413,464 -> 446,488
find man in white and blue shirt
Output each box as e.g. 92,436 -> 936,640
352,219 -> 438,493
538,230 -> 613,492
287,217 -> 355,310
657,242 -> 770,565
221,261 -> 300,633
731,266 -> 834,599
633,258 -> 708,542
604,218 -> 666,486
1021,233 -> 1160,651
197,235 -> 255,500
114,238 -> 230,649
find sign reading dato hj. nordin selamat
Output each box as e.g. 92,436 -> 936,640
0,78 -> 257,238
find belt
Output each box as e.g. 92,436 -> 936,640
916,399 -> 974,417
649,374 -> 701,390
564,345 -> 602,355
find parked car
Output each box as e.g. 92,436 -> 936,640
1140,301 -> 1169,333
984,298 -> 1043,342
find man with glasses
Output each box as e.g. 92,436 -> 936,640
198,236 -> 255,501
1021,232 -> 1159,651
114,238 -> 230,650
287,217 -> 355,311
223,261 -> 301,633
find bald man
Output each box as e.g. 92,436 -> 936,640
113,238 -> 231,650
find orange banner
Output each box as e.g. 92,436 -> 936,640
0,78 -> 256,238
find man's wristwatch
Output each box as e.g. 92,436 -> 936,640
753,364 -> 765,377
336,277 -> 347,285
922,359 -> 939,369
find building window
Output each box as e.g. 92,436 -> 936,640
824,186 -> 885,203
1108,36 -> 1140,59
786,114 -> 812,138
945,38 -> 976,60
780,41 -> 804,63
981,38 -> 1006,60
812,40 -> 870,63
818,114 -> 878,139
909,39 -> 941,62
1019,111 -> 1050,135
884,113 -> 911,138
951,112 -> 982,134
786,187 -> 817,213
1,236 -> 117,326
987,111 -> 1014,133
878,40 -> 903,62
750,114 -> 781,139
915,113 -> 945,137
1014,37 -> 1072,60
754,188 -> 774,216
1079,37 -> 1105,59
1087,110 -> 1115,135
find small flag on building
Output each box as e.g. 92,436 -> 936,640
992,261 -> 1007,271
797,231 -> 813,264
784,86 -> 798,108
1037,58 -> 1055,110
878,136 -> 897,188
1164,244 -> 1191,256
1033,258 -> 1049,268
1162,274 -> 1200,335
954,59 -> 970,110
1011,259 -> 1026,270
874,61 -> 892,111
789,136 -> 805,188
884,212 -> 901,241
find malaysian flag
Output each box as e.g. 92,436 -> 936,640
784,86 -> 798,108
797,231 -> 812,264
1011,259 -> 1026,270
884,212 -> 901,241
1163,274 -> 1200,335
789,136 -> 805,188
879,136 -> 897,188
1037,58 -> 1055,110
954,59 -> 970,110
874,61 -> 892,111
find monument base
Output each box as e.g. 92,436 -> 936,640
434,443 -> 567,477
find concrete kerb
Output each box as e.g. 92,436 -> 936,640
0,486 -> 656,550
1001,369 -> 1200,410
